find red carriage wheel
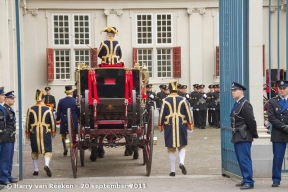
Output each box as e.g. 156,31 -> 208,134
144,106 -> 154,176
78,125 -> 85,167
67,108 -> 78,178
142,123 -> 147,165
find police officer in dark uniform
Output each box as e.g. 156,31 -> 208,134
98,26 -> 122,65
230,82 -> 258,190
56,85 -> 80,156
44,87 -> 56,111
0,89 -> 18,186
190,84 -> 200,128
0,87 -> 5,190
145,84 -> 156,113
72,82 -> 78,99
179,85 -> 190,100
207,85 -> 214,126
267,80 -> 288,187
156,85 -> 167,113
197,84 -> 208,129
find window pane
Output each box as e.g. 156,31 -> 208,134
137,49 -> 153,77
54,50 -> 70,80
156,49 -> 172,78
136,14 -> 152,45
74,15 -> 90,45
75,49 -> 90,67
156,14 -> 172,44
53,15 -> 69,45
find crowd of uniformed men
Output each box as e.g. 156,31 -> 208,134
145,83 -> 221,129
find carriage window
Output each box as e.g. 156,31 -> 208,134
135,13 -> 174,79
51,13 -> 92,80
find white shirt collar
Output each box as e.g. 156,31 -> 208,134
280,96 -> 288,100
0,103 -> 4,106
236,96 -> 244,103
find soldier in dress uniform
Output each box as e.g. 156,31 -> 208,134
164,86 -> 170,96
179,85 -> 190,101
190,84 -> 200,128
177,84 -> 182,96
267,80 -> 288,187
158,81 -> 193,176
230,82 -> 258,190
44,87 -> 56,111
213,84 -> 221,128
207,85 -> 214,126
56,85 -> 80,156
0,90 -> 18,185
197,84 -> 208,129
156,85 -> 167,113
26,90 -> 56,177
98,26 -> 122,65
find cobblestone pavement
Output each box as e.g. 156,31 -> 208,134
23,126 -> 221,178
10,126 -> 287,192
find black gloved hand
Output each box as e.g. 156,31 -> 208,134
253,134 -> 259,139
281,125 -> 288,133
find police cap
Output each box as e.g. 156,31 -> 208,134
231,82 -> 246,91
146,84 -> 153,88
45,87 -> 51,91
276,80 -> 288,88
5,91 -> 16,98
0,87 -> 5,95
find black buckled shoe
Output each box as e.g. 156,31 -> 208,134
44,166 -> 52,177
271,182 -> 280,187
169,172 -> 175,176
240,184 -> 254,190
63,150 -> 68,156
179,163 -> 187,175
9,178 -> 18,183
33,171 -> 39,176
235,181 -> 244,187
0,181 -> 10,185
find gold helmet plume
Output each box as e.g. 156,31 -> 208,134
35,89 -> 45,102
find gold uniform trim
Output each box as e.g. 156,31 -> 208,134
28,106 -> 53,154
99,40 -> 121,64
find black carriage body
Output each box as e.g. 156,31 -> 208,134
79,68 -> 142,130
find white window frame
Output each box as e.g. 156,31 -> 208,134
47,10 -> 95,85
133,10 -> 177,82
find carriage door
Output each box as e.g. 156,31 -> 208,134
219,0 -> 250,178
265,0 -> 288,172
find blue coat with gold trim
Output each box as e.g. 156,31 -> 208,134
56,96 -> 80,134
98,40 -> 122,64
159,93 -> 193,148
26,104 -> 56,154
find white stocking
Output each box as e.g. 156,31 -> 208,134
179,148 -> 186,165
169,153 -> 176,172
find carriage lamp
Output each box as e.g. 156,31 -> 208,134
65,138 -> 70,148
153,136 -> 157,145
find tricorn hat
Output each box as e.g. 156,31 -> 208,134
101,26 -> 118,35
35,89 -> 45,102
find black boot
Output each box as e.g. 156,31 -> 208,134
62,138 -> 68,156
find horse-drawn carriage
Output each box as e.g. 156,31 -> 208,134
66,63 -> 156,178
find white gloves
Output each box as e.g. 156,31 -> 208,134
185,94 -> 190,99
150,94 -> 154,99
203,94 -> 207,98
56,125 -> 60,129
212,108 -> 215,111
187,129 -> 193,134
196,108 -> 199,111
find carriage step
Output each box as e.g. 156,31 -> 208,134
97,120 -> 125,125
